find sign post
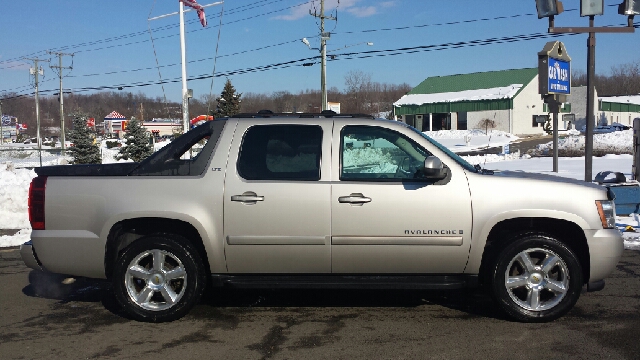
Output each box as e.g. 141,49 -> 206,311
539,41 -> 571,173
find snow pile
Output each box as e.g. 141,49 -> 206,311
533,130 -> 633,155
0,163 -> 35,229
614,214 -> 640,250
0,163 -> 36,246
426,129 -> 518,153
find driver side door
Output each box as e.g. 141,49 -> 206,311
330,123 -> 473,274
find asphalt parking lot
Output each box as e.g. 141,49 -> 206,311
1,248 -> 640,360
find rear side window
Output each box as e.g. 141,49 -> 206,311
238,125 -> 322,181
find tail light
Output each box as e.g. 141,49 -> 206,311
28,176 -> 47,230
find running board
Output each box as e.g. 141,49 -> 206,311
210,274 -> 478,290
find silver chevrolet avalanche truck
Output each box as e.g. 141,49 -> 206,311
21,112 -> 623,322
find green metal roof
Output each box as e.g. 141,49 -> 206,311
408,68 -> 538,95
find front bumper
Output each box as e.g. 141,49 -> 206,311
20,241 -> 43,271
585,228 -> 624,283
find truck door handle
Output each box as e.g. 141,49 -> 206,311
338,193 -> 372,204
231,191 -> 264,204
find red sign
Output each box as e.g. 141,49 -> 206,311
87,117 -> 95,127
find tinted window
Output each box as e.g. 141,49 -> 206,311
238,125 -> 322,181
340,125 -> 432,181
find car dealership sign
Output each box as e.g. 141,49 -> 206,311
538,41 -> 571,96
547,57 -> 570,94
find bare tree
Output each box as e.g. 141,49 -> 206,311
477,118 -> 496,135
344,70 -> 373,113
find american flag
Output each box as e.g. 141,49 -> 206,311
180,0 -> 207,27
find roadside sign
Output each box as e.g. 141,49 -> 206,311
538,41 -> 571,96
547,58 -> 570,94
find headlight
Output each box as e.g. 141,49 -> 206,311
596,200 -> 616,229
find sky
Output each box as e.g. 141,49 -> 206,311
1,0 -> 640,108
2,128 -> 640,249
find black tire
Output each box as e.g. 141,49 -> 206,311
490,233 -> 583,322
112,234 -> 206,322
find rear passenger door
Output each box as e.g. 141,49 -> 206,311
223,121 -> 332,273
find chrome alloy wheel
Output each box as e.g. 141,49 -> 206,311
504,247 -> 570,312
125,249 -> 187,311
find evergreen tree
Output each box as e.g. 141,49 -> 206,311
117,117 -> 153,162
215,78 -> 242,117
67,113 -> 101,164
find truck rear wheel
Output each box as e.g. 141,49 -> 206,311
112,234 -> 206,322
490,234 -> 583,322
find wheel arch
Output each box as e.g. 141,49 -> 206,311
104,217 -> 211,280
477,217 -> 590,287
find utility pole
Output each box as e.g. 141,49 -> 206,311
139,102 -> 144,122
310,0 -> 336,111
48,51 -> 73,152
0,100 -> 3,145
25,57 -> 48,167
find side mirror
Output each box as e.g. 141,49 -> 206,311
422,156 -> 447,180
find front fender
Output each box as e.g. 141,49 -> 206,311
465,209 -> 590,274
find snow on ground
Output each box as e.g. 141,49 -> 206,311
1,130 -> 639,250
425,129 -> 518,153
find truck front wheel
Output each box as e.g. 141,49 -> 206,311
490,234 -> 583,322
112,234 -> 206,322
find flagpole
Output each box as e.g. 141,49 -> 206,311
148,1 -> 222,134
180,2 -> 189,135
148,2 -> 222,21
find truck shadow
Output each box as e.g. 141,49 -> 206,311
22,270 -> 506,321
202,287 -> 507,320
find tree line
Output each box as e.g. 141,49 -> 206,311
572,59 -> 640,96
3,60 -> 640,138
1,70 -> 410,137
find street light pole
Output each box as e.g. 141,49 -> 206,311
585,16 -> 596,181
536,0 -> 636,181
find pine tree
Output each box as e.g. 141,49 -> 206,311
215,78 -> 242,117
67,113 -> 101,164
117,117 -> 153,162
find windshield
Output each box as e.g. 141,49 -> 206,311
402,123 -> 477,173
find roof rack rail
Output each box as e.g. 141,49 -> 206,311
231,111 -> 375,119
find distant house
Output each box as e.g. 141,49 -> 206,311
393,68 -> 579,135
598,95 -> 640,127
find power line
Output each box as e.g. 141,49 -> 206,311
0,2 -> 624,73
0,29 -> 588,100
0,0 -> 313,66
3,19 -> 638,101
